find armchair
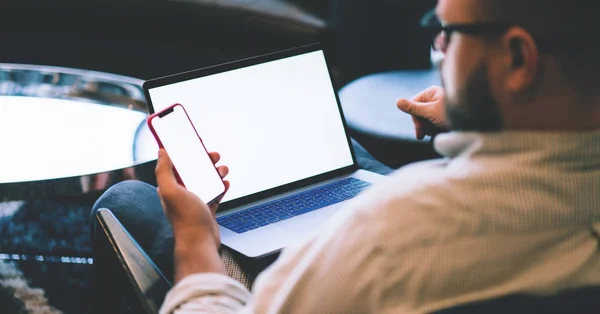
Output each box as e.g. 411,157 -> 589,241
94,208 -> 600,314
95,208 -> 171,313
93,208 -> 271,313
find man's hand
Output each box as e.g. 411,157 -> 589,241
155,149 -> 230,248
155,149 -> 230,282
397,85 -> 449,140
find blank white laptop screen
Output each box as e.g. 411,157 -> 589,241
147,50 -> 354,203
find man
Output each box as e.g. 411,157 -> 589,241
92,0 -> 600,312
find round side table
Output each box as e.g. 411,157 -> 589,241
0,64 -> 156,199
339,69 -> 442,168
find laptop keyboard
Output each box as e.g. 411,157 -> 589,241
217,178 -> 371,234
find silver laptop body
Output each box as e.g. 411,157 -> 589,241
143,44 -> 386,258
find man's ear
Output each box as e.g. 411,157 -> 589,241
502,27 -> 539,92
510,38 -> 524,68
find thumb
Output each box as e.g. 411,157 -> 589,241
155,149 -> 180,194
397,99 -> 431,119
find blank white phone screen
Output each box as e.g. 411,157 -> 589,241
150,105 -> 224,203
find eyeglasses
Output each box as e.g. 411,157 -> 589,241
431,24 -> 510,53
420,10 -> 510,53
420,9 -> 553,54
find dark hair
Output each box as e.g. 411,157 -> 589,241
482,0 -> 596,85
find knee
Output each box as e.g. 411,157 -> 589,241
93,179 -> 152,207
90,180 -> 155,222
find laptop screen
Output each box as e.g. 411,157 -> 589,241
147,49 -> 354,204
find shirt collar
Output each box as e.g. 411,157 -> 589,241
434,130 -> 600,167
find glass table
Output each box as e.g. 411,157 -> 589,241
0,64 -> 158,199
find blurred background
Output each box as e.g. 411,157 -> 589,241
0,0 -> 436,312
1,0 -> 436,87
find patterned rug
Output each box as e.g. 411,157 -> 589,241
0,260 -> 61,313
0,199 -> 95,313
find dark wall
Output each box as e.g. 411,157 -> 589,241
0,1 -> 324,80
1,0 -> 435,85
331,0 -> 437,85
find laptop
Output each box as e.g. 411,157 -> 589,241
143,43 -> 386,258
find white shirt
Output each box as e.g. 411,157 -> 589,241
160,131 -> 600,314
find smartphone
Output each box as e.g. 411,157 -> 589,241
147,103 -> 226,204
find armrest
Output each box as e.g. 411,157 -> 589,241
95,208 -> 172,313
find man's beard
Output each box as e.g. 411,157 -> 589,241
443,63 -> 503,131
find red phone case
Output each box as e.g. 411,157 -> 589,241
147,104 -> 225,199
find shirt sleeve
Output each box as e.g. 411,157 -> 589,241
159,273 -> 252,314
